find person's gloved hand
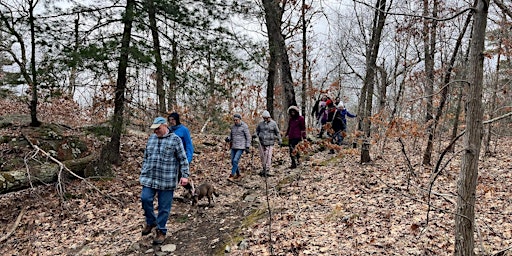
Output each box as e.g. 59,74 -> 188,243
225,137 -> 230,142
245,147 -> 250,154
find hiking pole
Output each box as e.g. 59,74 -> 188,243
262,145 -> 274,255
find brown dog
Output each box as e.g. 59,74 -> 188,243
192,183 -> 219,206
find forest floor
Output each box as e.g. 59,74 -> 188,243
1,117 -> 512,256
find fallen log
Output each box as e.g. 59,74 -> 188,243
0,154 -> 97,194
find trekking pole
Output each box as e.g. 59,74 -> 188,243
250,135 -> 255,173
262,144 -> 274,254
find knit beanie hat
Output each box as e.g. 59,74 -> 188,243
168,112 -> 181,125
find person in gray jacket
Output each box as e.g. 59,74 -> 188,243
255,110 -> 282,176
225,113 -> 251,180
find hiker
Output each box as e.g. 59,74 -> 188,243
285,106 -> 306,169
311,95 -> 328,125
255,110 -> 282,176
168,112 -> 194,163
225,113 -> 251,181
330,101 -> 357,152
316,96 -> 329,138
168,112 -> 195,194
140,117 -> 190,244
334,96 -> 341,106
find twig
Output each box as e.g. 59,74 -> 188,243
476,222 -> 488,256
492,246 -> 512,256
0,206 -> 28,243
426,132 -> 465,226
21,134 -> 121,204
398,137 -> 415,190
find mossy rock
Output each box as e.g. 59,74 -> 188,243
82,125 -> 112,137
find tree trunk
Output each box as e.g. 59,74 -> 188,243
68,14 -> 80,97
262,0 -> 296,117
423,9 -> 472,165
168,38 -> 178,111
0,154 -> 98,194
454,1 -> 489,255
147,0 -> 166,115
484,17 -> 505,155
360,0 -> 387,163
421,0 -> 438,165
29,0 -> 40,127
300,0 -> 307,117
98,0 -> 135,169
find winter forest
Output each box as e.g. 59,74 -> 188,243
1,0 -> 512,255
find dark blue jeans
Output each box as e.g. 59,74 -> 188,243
230,149 -> 245,175
141,186 -> 174,234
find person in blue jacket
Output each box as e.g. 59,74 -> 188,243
168,112 -> 194,163
330,101 -> 357,153
168,112 -> 195,193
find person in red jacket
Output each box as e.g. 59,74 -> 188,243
284,106 -> 306,169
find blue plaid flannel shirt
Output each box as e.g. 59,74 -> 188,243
139,131 -> 190,190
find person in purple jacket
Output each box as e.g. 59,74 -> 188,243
284,106 -> 306,169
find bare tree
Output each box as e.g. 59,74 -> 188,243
454,0 -> 489,255
423,7 -> 473,165
0,0 -> 41,126
262,0 -> 296,116
358,0 -> 387,163
421,0 -> 438,165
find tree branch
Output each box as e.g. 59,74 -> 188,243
353,0 -> 472,22
0,206 -> 27,243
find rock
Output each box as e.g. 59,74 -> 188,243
144,248 -> 154,253
161,244 -> 177,252
130,242 -> 140,251
243,194 -> 257,202
238,239 -> 249,250
225,245 -> 231,253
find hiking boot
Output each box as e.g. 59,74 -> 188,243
227,174 -> 235,181
234,173 -> 243,179
290,163 -> 297,169
153,229 -> 166,244
141,224 -> 156,236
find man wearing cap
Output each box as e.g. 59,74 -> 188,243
140,117 -> 190,244
225,113 -> 251,181
255,110 -> 282,176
